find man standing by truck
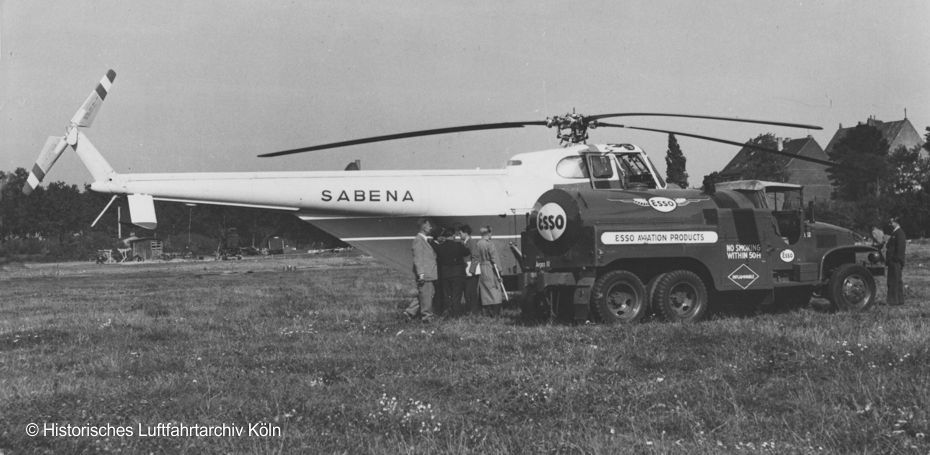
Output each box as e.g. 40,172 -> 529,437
476,226 -> 504,317
885,216 -> 907,306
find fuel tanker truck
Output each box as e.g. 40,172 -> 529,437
518,150 -> 885,323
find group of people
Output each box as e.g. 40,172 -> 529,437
405,218 -> 505,323
871,216 -> 908,306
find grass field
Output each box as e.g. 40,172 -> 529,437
1,246 -> 929,454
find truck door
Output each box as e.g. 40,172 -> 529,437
758,210 -> 794,276
718,209 -> 775,292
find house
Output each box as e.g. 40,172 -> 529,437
719,135 -> 833,202
720,117 -> 926,202
823,116 -> 925,159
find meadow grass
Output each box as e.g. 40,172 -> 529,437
0,248 -> 928,454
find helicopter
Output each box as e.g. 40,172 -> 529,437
24,70 -> 836,278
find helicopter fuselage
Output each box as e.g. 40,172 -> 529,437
86,144 -> 666,275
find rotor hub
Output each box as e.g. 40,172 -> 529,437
545,112 -> 599,146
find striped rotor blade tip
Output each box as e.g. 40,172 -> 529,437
23,136 -> 67,195
71,69 -> 117,127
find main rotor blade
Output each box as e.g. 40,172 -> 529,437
591,113 -> 822,131
597,122 -> 847,169
259,121 -> 547,157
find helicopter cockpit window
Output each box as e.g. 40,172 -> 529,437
584,154 -> 624,190
589,155 -> 613,179
556,156 -> 589,179
615,153 -> 657,189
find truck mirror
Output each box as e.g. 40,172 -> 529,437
805,201 -> 815,222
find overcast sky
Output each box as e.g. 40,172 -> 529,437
2,0 -> 928,187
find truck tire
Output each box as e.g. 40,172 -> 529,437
645,273 -> 666,311
827,264 -> 875,312
653,270 -> 709,322
591,270 -> 648,323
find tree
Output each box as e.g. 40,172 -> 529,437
737,133 -> 790,182
664,134 -> 689,188
888,144 -> 930,194
0,168 -> 34,237
38,182 -> 84,244
826,124 -> 890,201
701,171 -> 722,194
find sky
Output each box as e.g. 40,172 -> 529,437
1,0 -> 929,188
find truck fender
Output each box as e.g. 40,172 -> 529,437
819,245 -> 881,281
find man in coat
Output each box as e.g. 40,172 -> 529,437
476,226 -> 503,317
405,218 -> 438,322
458,224 -> 481,315
885,217 -> 907,306
435,227 -> 469,316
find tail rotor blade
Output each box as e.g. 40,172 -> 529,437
70,69 -> 116,127
23,136 -> 68,195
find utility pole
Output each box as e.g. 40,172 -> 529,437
185,203 -> 196,250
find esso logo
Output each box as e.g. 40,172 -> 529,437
537,203 -> 567,241
780,249 -> 796,262
648,197 -> 678,213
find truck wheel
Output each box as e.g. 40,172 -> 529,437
591,270 -> 648,323
645,273 -> 666,312
653,270 -> 709,322
828,264 -> 875,312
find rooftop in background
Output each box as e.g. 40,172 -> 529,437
824,117 -> 926,157
720,136 -> 823,178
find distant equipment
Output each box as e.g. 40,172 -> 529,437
267,236 -> 289,255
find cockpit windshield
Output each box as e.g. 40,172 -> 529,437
614,152 -> 663,189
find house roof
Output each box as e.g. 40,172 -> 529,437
720,136 -> 820,177
823,118 -> 924,155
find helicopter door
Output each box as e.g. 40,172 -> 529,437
585,154 -> 623,190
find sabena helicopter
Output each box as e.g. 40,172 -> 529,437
24,70 -> 836,278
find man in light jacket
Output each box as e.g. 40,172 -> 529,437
405,218 -> 438,322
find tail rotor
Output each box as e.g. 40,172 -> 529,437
22,70 -> 116,195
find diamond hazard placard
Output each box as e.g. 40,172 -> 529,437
728,264 -> 760,290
